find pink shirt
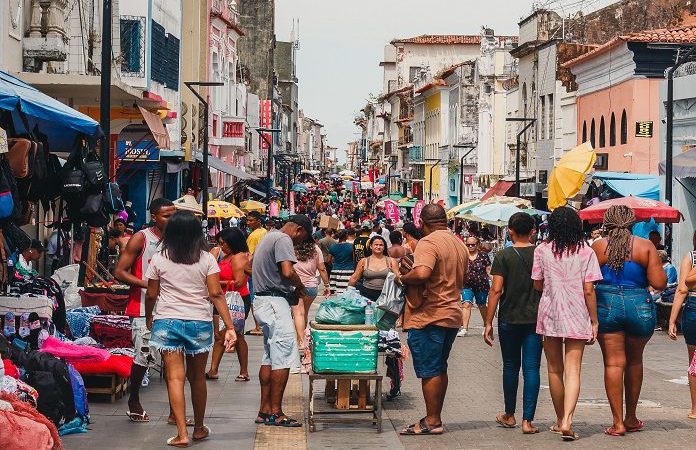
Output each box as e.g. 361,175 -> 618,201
146,251 -> 220,322
294,245 -> 324,288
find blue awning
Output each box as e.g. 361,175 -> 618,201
592,171 -> 659,200
0,70 -> 102,150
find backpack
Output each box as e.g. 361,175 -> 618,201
67,364 -> 89,419
83,152 -> 106,188
103,182 -> 124,213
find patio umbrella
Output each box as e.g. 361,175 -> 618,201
548,142 -> 596,210
461,203 -> 537,227
376,193 -> 404,207
578,196 -> 682,224
240,200 -> 267,213
478,195 -> 532,208
397,197 -> 418,208
291,183 -> 308,193
447,200 -> 481,219
173,194 -> 203,215
207,200 -> 244,219
339,170 -> 356,177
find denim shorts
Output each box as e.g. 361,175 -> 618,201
305,287 -> 319,300
407,325 -> 458,379
462,288 -> 488,306
149,319 -> 213,355
253,295 -> 300,370
682,297 -> 696,346
596,284 -> 656,338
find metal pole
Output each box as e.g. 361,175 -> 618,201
427,159 -> 442,201
515,120 -> 536,197
100,0 -> 112,170
202,99 -> 209,221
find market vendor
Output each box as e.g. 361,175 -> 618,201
11,239 -> 44,278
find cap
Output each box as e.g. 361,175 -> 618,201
288,214 -> 313,240
361,220 -> 373,230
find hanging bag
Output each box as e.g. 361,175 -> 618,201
376,271 -> 405,316
83,151 -> 106,187
61,138 -> 88,195
0,161 -> 14,220
102,182 -> 124,213
6,138 -> 34,179
223,270 -> 246,333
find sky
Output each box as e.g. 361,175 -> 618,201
275,0 -> 617,163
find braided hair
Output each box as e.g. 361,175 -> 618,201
547,207 -> 585,258
603,205 -> 636,271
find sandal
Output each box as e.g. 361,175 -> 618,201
561,430 -> 580,441
126,411 -> 149,423
167,418 -> 194,426
235,374 -> 250,382
255,412 -> 269,424
166,437 -> 189,448
205,373 -> 219,380
400,417 -> 444,435
688,414 -> 696,419
495,414 -> 516,428
549,425 -> 562,435
603,426 -> 625,436
192,425 -> 211,441
275,415 -> 302,427
626,420 -> 644,433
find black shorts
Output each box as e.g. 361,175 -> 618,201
213,294 -> 252,319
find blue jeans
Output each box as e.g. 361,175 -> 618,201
596,284 -> 656,337
498,322 -> 542,421
682,297 -> 696,345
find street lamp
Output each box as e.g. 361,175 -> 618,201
506,117 -> 536,197
425,158 -> 442,202
184,81 -> 224,222
254,127 -> 282,200
454,144 -> 476,204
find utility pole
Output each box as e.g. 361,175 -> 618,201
99,0 -> 112,171
506,118 -> 536,197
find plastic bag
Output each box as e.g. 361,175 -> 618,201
315,291 -> 368,325
376,272 -> 405,316
225,291 -> 246,333
374,308 -> 398,331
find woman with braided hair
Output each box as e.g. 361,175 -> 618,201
591,205 -> 666,436
531,207 -> 603,441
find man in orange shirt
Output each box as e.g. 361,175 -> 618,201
399,204 -> 468,435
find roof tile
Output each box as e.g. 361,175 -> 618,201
391,35 -> 482,45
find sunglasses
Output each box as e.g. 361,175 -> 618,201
466,243 -> 478,247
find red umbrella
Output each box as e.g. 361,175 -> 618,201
578,196 -> 682,224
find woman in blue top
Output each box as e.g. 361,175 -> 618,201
591,205 -> 666,436
328,230 -> 356,294
668,230 -> 696,420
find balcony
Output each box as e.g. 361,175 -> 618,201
211,0 -> 243,35
409,146 -> 423,163
399,127 -> 413,148
210,116 -> 246,149
398,101 -> 414,123
23,0 -> 69,72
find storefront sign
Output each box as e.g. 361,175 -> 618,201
259,100 -> 272,152
413,200 -> 425,227
384,200 -> 399,223
116,139 -> 160,161
635,121 -> 653,138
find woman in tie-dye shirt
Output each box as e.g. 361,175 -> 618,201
531,207 -> 602,441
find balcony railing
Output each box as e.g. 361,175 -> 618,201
409,146 -> 423,162
399,103 -> 414,121
211,0 -> 241,30
399,127 -> 413,147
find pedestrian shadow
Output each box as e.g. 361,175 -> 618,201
573,419 -> 695,438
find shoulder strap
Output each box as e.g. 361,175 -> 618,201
511,247 -> 532,278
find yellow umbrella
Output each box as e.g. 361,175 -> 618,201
240,200 -> 267,213
207,200 -> 245,219
548,142 -> 596,210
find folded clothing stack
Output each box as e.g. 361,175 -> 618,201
65,306 -> 101,339
89,315 -> 132,349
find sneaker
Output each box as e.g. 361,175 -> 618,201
456,328 -> 467,337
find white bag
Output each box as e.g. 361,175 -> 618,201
376,272 -> 405,316
225,290 -> 246,333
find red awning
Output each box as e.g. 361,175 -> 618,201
138,106 -> 170,149
481,180 -> 514,201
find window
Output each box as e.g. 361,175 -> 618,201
594,153 -> 609,170
150,20 -> 166,84
610,112 -> 616,146
164,34 -> 180,90
539,96 -> 546,139
548,94 -> 554,139
599,116 -> 606,148
590,118 -> 596,148
582,121 -> 587,143
538,170 -> 548,184
620,110 -> 627,144
120,17 -> 145,76
409,66 -> 422,83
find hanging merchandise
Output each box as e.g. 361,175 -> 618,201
0,125 -> 7,153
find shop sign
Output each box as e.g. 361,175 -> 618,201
635,121 -> 653,138
259,100 -> 272,151
116,139 -> 160,161
384,200 -> 399,222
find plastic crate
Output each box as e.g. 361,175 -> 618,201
310,322 -> 378,374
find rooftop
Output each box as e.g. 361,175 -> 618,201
390,35 -> 482,45
564,24 -> 696,68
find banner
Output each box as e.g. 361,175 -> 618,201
269,199 -> 279,217
384,200 -> 399,223
413,200 -> 425,227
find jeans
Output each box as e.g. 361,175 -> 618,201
596,284 -> 656,337
498,321 -> 543,421
682,297 -> 696,345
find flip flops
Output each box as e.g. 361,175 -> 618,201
495,414 -> 516,428
126,411 -> 149,423
561,431 -> 580,441
255,412 -> 269,424
166,437 -> 189,448
626,420 -> 644,433
192,425 -> 211,441
400,417 -> 445,435
235,374 -> 250,382
603,426 -> 625,436
205,373 -> 219,380
167,418 -> 194,426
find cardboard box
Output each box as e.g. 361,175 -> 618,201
319,214 -> 339,230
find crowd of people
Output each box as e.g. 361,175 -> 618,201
85,178 -> 696,446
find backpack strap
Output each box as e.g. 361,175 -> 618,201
691,251 -> 696,269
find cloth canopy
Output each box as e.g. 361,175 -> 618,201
481,180 -> 514,201
137,105 -> 170,149
659,148 -> 696,178
195,153 -> 257,180
0,70 -> 102,150
592,171 -> 659,200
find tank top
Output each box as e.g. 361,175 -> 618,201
125,228 -> 161,317
362,256 -> 391,291
689,251 -> 696,298
598,239 -> 648,289
219,256 -> 250,297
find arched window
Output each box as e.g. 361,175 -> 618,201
599,116 -> 606,148
620,110 -> 627,144
590,118 -> 596,148
610,112 -> 616,146
582,121 -> 587,143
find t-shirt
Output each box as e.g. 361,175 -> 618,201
490,246 -> 540,324
251,230 -> 297,294
146,251 -> 220,322
403,230 -> 467,330
317,236 -> 337,261
465,252 -> 491,292
353,236 -> 370,264
329,243 -> 355,271
247,228 -> 267,255
295,245 -> 324,288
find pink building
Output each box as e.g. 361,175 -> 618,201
565,24 -> 696,173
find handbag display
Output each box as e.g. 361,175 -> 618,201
7,138 -> 35,179
83,153 -> 106,187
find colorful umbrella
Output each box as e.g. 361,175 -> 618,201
376,193 -> 404,207
447,200 -> 481,219
207,200 -> 244,219
240,200 -> 267,213
578,196 -> 682,224
548,142 -> 596,210
291,183 -> 308,193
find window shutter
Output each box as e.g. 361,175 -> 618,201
165,34 -> 180,90
151,20 -> 166,84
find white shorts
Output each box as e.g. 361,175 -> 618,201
253,295 -> 300,370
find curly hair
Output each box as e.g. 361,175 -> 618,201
547,207 -> 585,258
603,205 -> 636,271
294,240 -> 317,262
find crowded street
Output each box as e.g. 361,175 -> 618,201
3,0 -> 696,449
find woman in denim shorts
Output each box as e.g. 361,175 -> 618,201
668,230 -> 696,419
145,211 -> 237,447
459,236 -> 491,337
591,206 -> 667,436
